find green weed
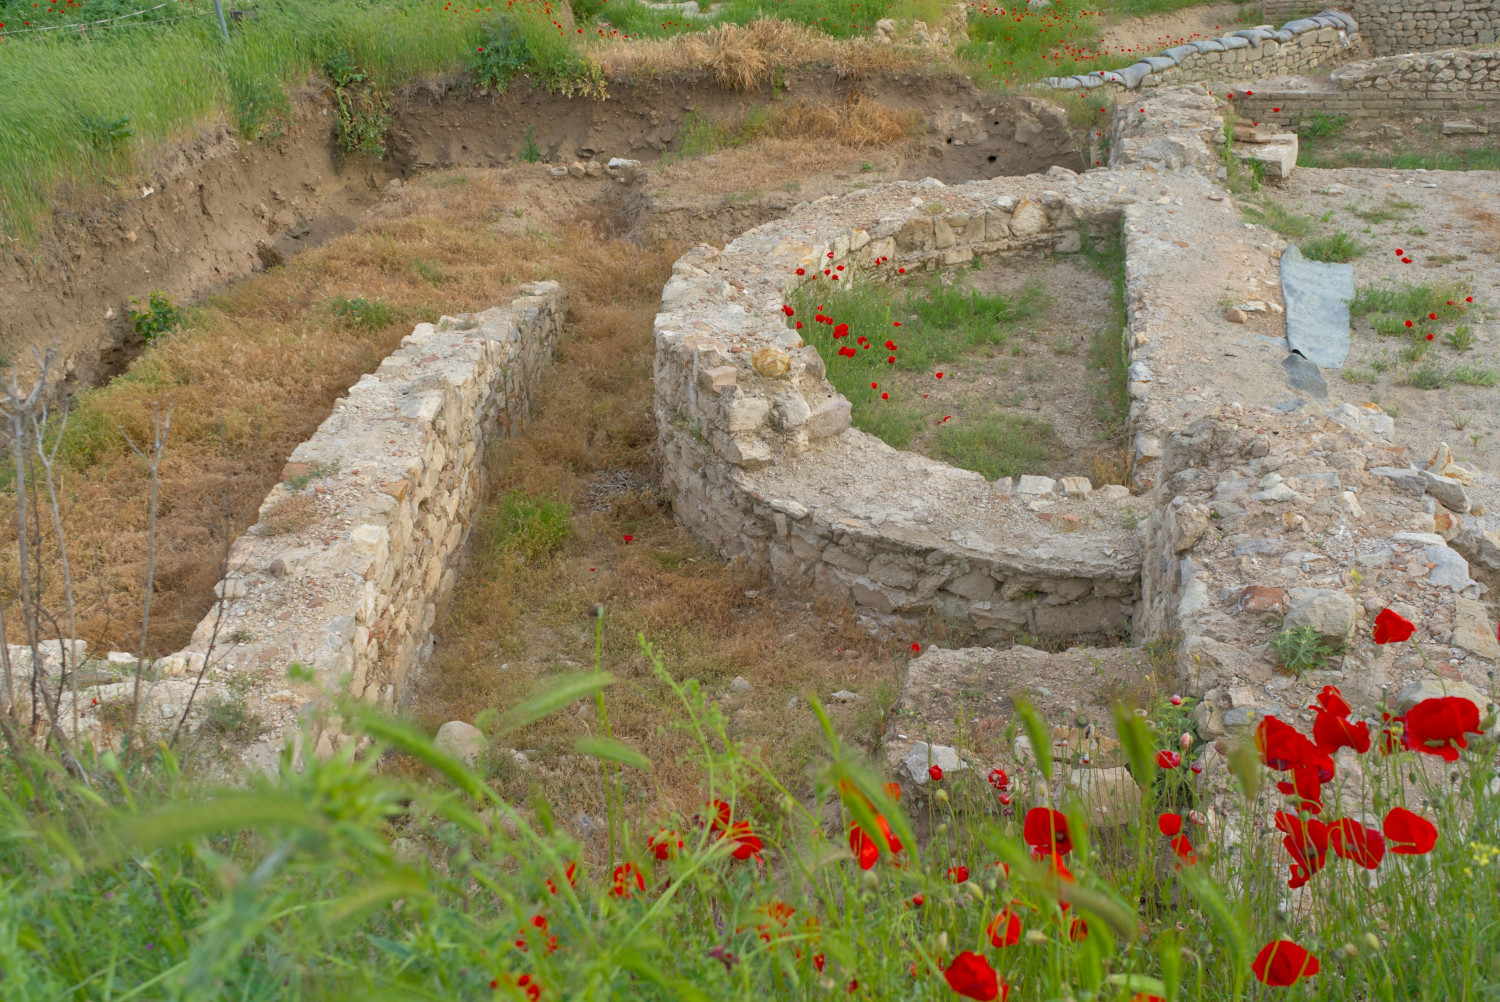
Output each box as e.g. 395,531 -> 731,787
1446,325 -> 1474,352
1404,364 -> 1447,390
283,460 -> 341,491
328,296 -> 396,330
1242,200 -> 1313,239
128,291 -> 182,344
487,490 -> 572,562
1451,365 -> 1498,388
520,126 -> 543,163
1348,198 -> 1419,224
1300,231 -> 1364,263
935,410 -> 1055,481
1342,368 -> 1378,385
1268,623 -> 1337,675
1350,280 -> 1472,320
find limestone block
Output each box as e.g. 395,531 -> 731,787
899,740 -> 967,786
1283,587 -> 1358,642
1009,198 -> 1048,236
806,397 -> 852,439
946,568 -> 998,601
727,394 -> 772,433
436,720 -> 487,767
1177,635 -> 1249,693
1017,475 -> 1057,495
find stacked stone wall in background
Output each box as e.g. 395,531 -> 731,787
1347,0 -> 1499,56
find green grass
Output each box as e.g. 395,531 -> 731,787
3,638 -> 1500,999
664,108 -> 773,162
1268,624 -> 1339,675
1304,143 -> 1500,172
1403,363 -> 1447,390
960,1 -> 1112,89
1242,200 -> 1313,240
328,295 -> 397,330
486,489 -> 573,562
934,409 -> 1056,480
1347,198 -> 1419,224
0,0 -> 589,240
1349,280 -> 1473,321
1300,232 -> 1364,263
1451,364 -> 1498,388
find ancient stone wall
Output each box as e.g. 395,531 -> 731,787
1347,0 -> 1499,56
28,284 -> 564,761
1044,10 -> 1361,93
1235,48 -> 1500,128
653,177 -> 1155,645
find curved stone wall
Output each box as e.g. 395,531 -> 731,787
652,170 -> 1159,644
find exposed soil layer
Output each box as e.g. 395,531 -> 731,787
1096,1 -> 1251,60
0,69 -> 1079,399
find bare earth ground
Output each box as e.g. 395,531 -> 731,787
1277,167 -> 1500,477
877,252 -> 1128,482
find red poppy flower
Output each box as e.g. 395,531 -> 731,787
911,642 -> 921,651
1426,333 -> 1435,341
1314,685 -> 1352,717
988,768 -> 1009,791
1155,750 -> 1181,769
929,764 -> 944,782
622,534 -> 634,542
1069,917 -> 1089,940
1379,711 -> 1411,755
834,323 -> 849,338
935,372 -> 944,379
1403,257 -> 1412,263
1157,813 -> 1182,837
944,951 -> 1003,1001
1373,608 -> 1416,644
796,268 -> 806,275
1313,708 -> 1370,755
898,267 -> 906,273
1382,806 -> 1437,855
611,862 -> 645,898
1252,940 -> 1320,987
649,829 -> 683,860
1276,812 -> 1329,887
1405,696 -> 1482,761
1257,716 -> 1334,779
1329,818 -> 1385,869
893,321 -> 902,327
1405,320 -> 1414,328
1467,296 -> 1474,302
885,340 -> 897,350
887,356 -> 896,363
870,382 -> 878,389
516,973 -> 542,1001
988,908 -> 1022,947
545,860 -> 577,894
1395,248 -> 1403,256
1277,761 -> 1329,814
947,865 -> 970,883
781,305 -> 794,316
1170,835 -> 1197,864
728,823 -> 762,861
839,347 -> 857,358
1429,312 -> 1437,320
795,321 -> 803,329
1023,807 -> 1073,856
1273,106 -> 1280,112
881,392 -> 889,399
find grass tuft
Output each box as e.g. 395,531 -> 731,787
1300,231 -> 1364,263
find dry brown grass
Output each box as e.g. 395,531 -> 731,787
0,168 -> 716,655
766,97 -> 919,148
259,494 -> 320,537
594,19 -> 920,89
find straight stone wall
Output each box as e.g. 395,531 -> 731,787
1348,0 -> 1499,56
1235,48 -> 1500,127
1044,10 -> 1361,93
39,284 -> 564,760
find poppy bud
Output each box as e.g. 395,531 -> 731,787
1181,731 -> 1193,751
937,932 -> 950,955
935,789 -> 950,805
1342,943 -> 1359,958
781,795 -> 797,814
1025,930 -> 1048,945
1363,932 -> 1382,952
936,822 -> 949,836
861,869 -> 879,890
1169,694 -> 1183,705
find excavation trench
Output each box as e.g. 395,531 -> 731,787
1,68 -> 1081,399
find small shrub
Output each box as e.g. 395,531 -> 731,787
1300,231 -> 1364,263
471,15 -> 532,90
1349,198 -> 1418,223
325,50 -> 390,159
1269,624 -> 1337,675
1450,365 -> 1498,388
1342,368 -> 1378,385
204,695 -> 257,739
412,259 -> 449,284
487,491 -> 572,563
329,296 -> 395,330
519,126 -> 542,163
1301,111 -> 1347,142
128,291 -> 182,344
80,114 -> 133,151
1399,341 -> 1432,364
1350,280 -> 1472,319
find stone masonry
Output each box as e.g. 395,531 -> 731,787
20,284 -> 564,765
1044,9 -> 1362,93
1235,48 -> 1500,130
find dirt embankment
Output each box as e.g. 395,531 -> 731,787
0,69 -> 1079,398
